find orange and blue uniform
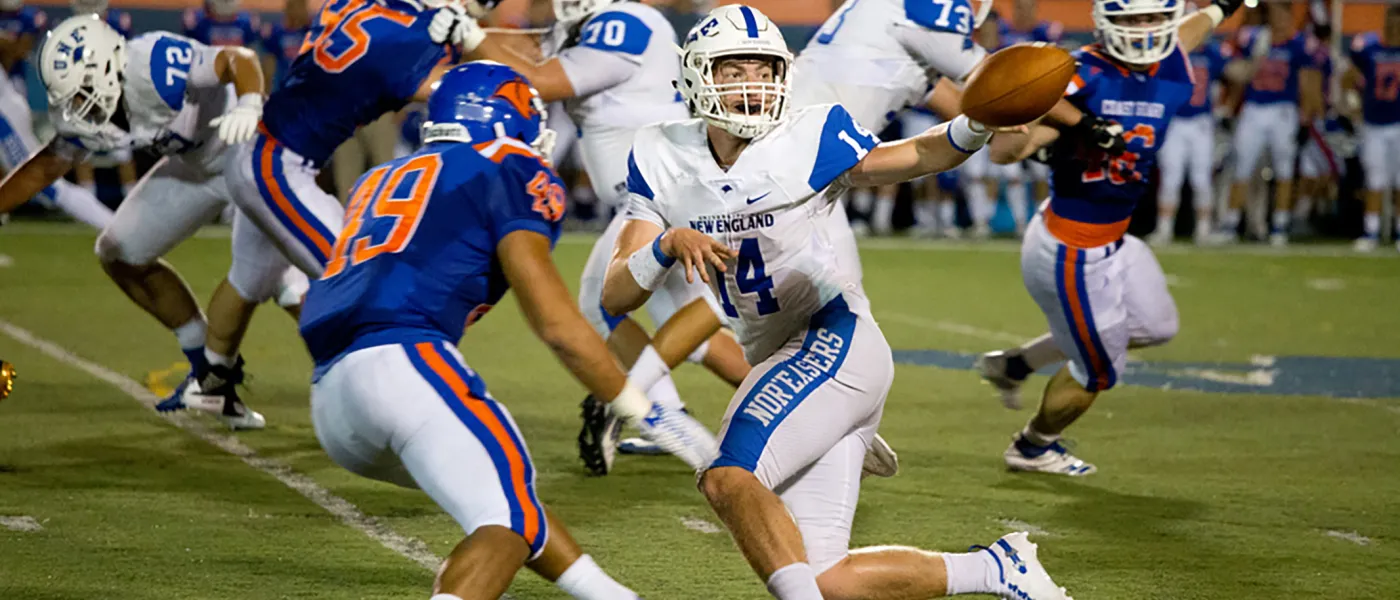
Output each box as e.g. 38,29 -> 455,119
182,9 -> 260,47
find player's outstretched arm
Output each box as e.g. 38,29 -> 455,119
601,220 -> 732,317
467,35 -> 577,102
1179,0 -> 1243,55
989,121 -> 1062,164
842,116 -> 991,187
0,143 -> 76,215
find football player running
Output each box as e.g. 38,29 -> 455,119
446,0 -> 750,472
302,62 -> 710,599
0,15 -> 282,429
976,0 -> 1244,476
603,6 -> 1070,599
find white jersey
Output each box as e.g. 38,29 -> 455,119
53,32 -> 233,174
624,104 -> 882,362
793,0 -> 985,131
547,2 -> 689,205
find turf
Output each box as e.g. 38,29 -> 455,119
0,223 -> 1396,599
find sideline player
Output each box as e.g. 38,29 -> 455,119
0,15 -> 277,428
1216,1 -> 1324,246
1152,19 -> 1232,245
1004,0 -> 1064,203
303,61 -> 714,600
604,6 -> 1070,599
1346,6 -> 1400,252
455,0 -> 750,470
183,0 -> 260,47
977,0 -> 1243,475
258,0 -> 310,91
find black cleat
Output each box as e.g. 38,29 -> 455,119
578,395 -> 620,476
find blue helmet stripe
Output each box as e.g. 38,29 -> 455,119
739,5 -> 759,38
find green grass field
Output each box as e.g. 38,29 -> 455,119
2,222 -> 1398,599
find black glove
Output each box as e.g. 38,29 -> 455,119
1338,115 -> 1356,135
1030,144 -> 1056,165
1068,113 -> 1128,157
1212,0 -> 1244,20
1295,125 -> 1312,147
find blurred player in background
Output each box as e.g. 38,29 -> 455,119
606,7 -> 1070,598
959,10 -> 1016,238
0,0 -> 112,228
1294,16 -> 1340,234
900,105 -> 957,236
460,0 -> 750,471
1005,0 -> 1064,203
1345,5 -> 1400,252
303,62 -> 716,600
979,0 -> 1241,476
183,0 -> 260,47
0,16 -> 277,428
1152,6 -> 1232,246
70,0 -> 138,210
259,0 -> 310,91
1217,1 -> 1324,246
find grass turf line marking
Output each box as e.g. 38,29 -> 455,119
0,515 -> 43,532
1325,530 -> 1373,546
997,518 -> 1054,538
679,517 -> 723,534
0,319 -> 442,572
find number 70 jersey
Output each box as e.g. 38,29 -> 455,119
622,104 -> 881,363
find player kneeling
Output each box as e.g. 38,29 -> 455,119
299,62 -> 715,599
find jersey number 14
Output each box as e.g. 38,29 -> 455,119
717,238 -> 780,318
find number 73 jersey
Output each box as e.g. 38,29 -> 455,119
623,104 -> 880,363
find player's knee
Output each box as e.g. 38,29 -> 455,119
228,263 -> 285,304
94,230 -> 153,266
698,466 -> 755,507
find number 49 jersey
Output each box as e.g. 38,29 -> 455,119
261,0 -> 459,166
1046,46 -> 1194,248
623,104 -> 881,363
299,139 -> 567,373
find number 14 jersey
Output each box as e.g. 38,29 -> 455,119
623,104 -> 881,363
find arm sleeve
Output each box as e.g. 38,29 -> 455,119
557,46 -> 641,97
889,24 -> 986,83
807,104 -> 881,192
622,148 -> 667,227
1064,58 -> 1101,103
488,155 -> 566,244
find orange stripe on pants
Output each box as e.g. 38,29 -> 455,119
257,137 -> 334,260
1061,251 -> 1108,391
414,342 -> 541,546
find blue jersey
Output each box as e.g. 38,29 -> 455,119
0,7 -> 46,81
1241,30 -> 1321,105
1000,20 -> 1062,48
1045,46 -> 1194,248
260,20 -> 310,90
300,139 -> 566,371
1349,33 -> 1400,126
182,9 -> 261,47
1178,41 -> 1231,118
262,0 -> 458,166
105,9 -> 133,38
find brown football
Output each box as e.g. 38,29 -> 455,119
959,43 -> 1077,127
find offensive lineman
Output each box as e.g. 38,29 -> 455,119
604,6 -> 1071,599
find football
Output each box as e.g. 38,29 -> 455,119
959,43 -> 1077,127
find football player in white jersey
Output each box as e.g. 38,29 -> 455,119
602,7 -> 1070,599
462,0 -> 751,471
0,15 -> 286,429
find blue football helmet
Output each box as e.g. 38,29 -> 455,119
421,61 -> 555,156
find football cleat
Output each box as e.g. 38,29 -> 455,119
1146,227 -> 1173,246
860,433 -> 899,479
975,351 -> 1029,410
1353,237 -> 1377,253
976,532 -> 1073,600
1005,435 -> 1095,476
618,437 -> 666,455
1269,232 -> 1289,247
633,402 -> 719,471
578,395 -> 622,475
164,358 -> 265,431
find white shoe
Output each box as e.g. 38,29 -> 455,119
1269,232 -> 1289,247
860,434 -> 899,479
1353,237 -> 1377,253
941,226 -> 963,240
633,403 -> 718,471
850,221 -> 871,238
974,351 -> 1027,410
217,400 -> 266,431
972,224 -> 992,240
1147,228 -> 1173,246
171,378 -> 266,431
1004,436 -> 1096,476
981,532 -> 1073,600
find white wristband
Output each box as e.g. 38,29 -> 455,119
628,235 -> 675,291
1203,5 -> 1225,27
947,115 -> 992,154
608,381 -> 652,423
236,92 -> 264,111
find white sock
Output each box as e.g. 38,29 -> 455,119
1223,208 -> 1241,230
939,200 -> 956,229
942,551 -> 999,595
1021,423 -> 1060,447
872,195 -> 895,233
1364,212 -> 1380,238
1018,333 -> 1065,372
1271,210 -> 1290,233
52,180 -> 113,230
965,181 -> 992,227
204,348 -> 234,368
173,318 -> 207,352
555,555 -> 637,600
430,595 -> 463,600
1194,217 -> 1211,237
765,562 -> 823,600
628,345 -> 671,393
1006,182 -> 1029,230
647,373 -> 686,412
914,201 -> 937,230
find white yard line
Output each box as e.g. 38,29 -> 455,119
0,515 -> 43,532
0,320 -> 442,572
1325,530 -> 1373,546
678,516 -> 723,534
876,311 -> 1028,345
997,518 -> 1055,538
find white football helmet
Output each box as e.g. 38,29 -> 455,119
70,0 -> 108,16
1093,0 -> 1185,66
206,0 -> 240,17
554,0 -> 617,28
39,15 -> 126,137
677,5 -> 792,139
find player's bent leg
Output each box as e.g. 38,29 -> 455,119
435,526 -> 531,600
1119,237 -> 1179,349
228,133 -> 343,276
48,179 -> 113,230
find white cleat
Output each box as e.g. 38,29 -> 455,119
861,434 -> 899,479
981,532 -> 1074,600
1147,228 -> 1173,246
941,226 -> 964,240
177,377 -> 266,431
972,224 -> 992,240
634,403 -> 719,471
974,351 -> 1027,410
1353,237 -> 1377,253
217,401 -> 266,431
1004,436 -> 1096,476
1269,232 -> 1289,247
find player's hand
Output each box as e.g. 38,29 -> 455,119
659,228 -> 733,285
430,5 -> 486,52
1075,115 -> 1127,156
210,93 -> 263,145
1212,0 -> 1244,20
